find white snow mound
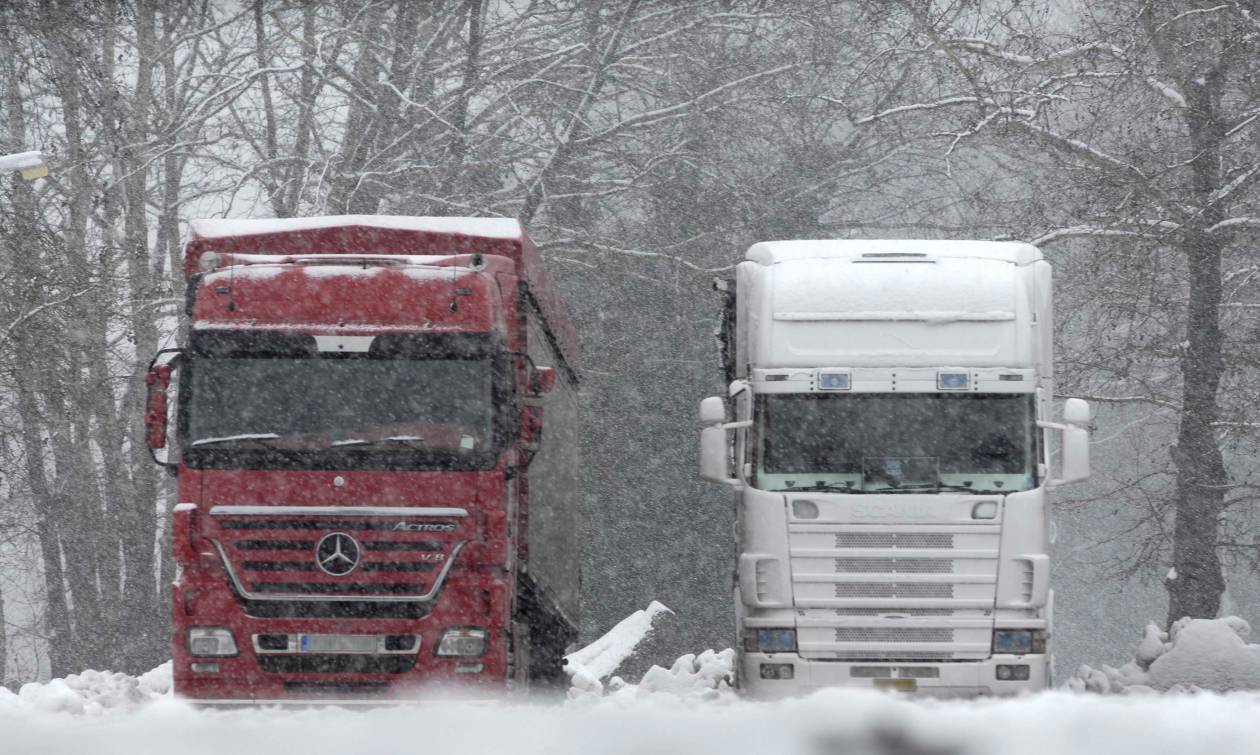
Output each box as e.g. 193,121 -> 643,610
0,662 -> 171,715
564,600 -> 673,697
1070,616 -> 1260,693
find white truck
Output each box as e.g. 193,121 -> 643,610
701,240 -> 1090,697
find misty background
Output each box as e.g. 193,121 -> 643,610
3,0 -> 1260,687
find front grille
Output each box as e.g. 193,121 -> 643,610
282,682 -> 392,695
833,583 -> 954,599
834,558 -> 953,574
833,651 -> 954,660
833,608 -> 954,616
211,511 -> 462,612
834,628 -> 954,643
221,519 -> 434,531
834,533 -> 955,549
252,582 -> 427,595
243,599 -> 432,619
259,655 -> 416,674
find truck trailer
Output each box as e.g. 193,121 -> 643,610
701,239 -> 1090,697
145,216 -> 580,703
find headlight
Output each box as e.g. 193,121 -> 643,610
436,627 -> 487,657
993,629 -> 1046,654
187,627 -> 238,657
745,628 -> 797,653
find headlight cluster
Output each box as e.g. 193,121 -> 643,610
743,628 -> 797,654
993,629 -> 1047,655
436,627 -> 488,657
187,627 -> 238,657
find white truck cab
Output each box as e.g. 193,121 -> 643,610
701,240 -> 1090,697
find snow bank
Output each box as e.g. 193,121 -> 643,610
0,662 -> 170,715
8,684 -> 1260,755
563,600 -> 672,696
563,601 -> 733,703
1070,616 -> 1260,694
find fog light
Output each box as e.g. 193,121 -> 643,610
996,664 -> 1030,681
760,663 -> 795,680
188,627 -> 238,657
436,627 -> 487,657
752,628 -> 797,653
190,662 -> 219,673
455,663 -> 484,674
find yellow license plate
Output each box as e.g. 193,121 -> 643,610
873,678 -> 917,692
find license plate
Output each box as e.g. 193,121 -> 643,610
298,634 -> 378,654
873,678 -> 917,692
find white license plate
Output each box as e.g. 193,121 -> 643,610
298,634 -> 378,654
873,678 -> 917,692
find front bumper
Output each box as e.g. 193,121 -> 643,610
173,565 -> 510,702
740,652 -> 1050,699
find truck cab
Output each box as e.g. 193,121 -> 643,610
146,217 -> 580,703
701,240 -> 1090,697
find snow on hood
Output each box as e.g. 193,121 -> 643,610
1070,616 -> 1260,693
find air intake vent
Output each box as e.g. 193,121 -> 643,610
834,533 -> 955,549
833,583 -> 954,599
834,558 -> 953,574
834,628 -> 954,643
755,559 -> 781,604
1018,560 -> 1035,602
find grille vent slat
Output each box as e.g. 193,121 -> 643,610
831,651 -> 954,660
833,628 -> 955,643
833,583 -> 954,599
252,582 -> 426,595
833,533 -> 955,549
832,608 -> 955,616
834,558 -> 953,574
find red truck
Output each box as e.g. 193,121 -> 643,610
144,216 -> 581,703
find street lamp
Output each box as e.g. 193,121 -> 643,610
0,151 -> 47,180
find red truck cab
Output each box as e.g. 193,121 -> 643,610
145,217 -> 581,703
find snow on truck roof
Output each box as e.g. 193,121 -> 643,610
746,239 -> 1042,265
188,215 -> 524,241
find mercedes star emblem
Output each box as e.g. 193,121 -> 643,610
315,532 -> 361,576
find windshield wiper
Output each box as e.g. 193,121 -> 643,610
778,483 -> 871,493
188,433 -> 308,464
332,436 -> 428,451
190,433 -> 281,447
879,481 -> 1006,494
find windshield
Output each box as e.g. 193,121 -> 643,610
181,331 -> 506,471
755,393 -> 1037,493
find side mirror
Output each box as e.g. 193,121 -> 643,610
699,396 -> 725,425
531,366 -> 557,396
1059,425 -> 1090,484
1064,397 -> 1090,426
145,349 -> 182,472
701,426 -> 734,484
1044,398 -> 1091,486
699,395 -> 743,487
145,364 -> 172,450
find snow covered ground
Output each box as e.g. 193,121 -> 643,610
8,680 -> 1260,755
7,613 -> 1260,755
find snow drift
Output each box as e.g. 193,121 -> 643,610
1070,616 -> 1260,693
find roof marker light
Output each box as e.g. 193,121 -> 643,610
938,371 -> 970,390
818,371 -> 851,390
